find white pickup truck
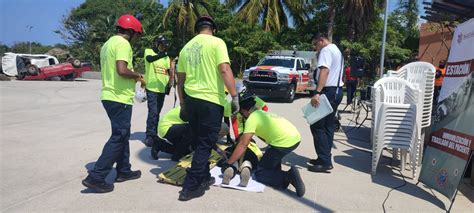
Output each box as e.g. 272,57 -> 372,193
243,53 -> 317,102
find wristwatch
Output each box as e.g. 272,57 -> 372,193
314,90 -> 322,95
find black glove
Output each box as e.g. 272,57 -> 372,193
220,161 -> 237,175
167,50 -> 178,58
165,84 -> 171,95
217,159 -> 227,168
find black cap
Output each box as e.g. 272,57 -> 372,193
239,92 -> 256,111
154,35 -> 168,45
195,16 -> 217,33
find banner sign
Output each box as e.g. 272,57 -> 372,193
420,18 -> 474,200
420,129 -> 474,199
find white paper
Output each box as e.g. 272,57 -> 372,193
210,167 -> 265,193
301,94 -> 333,125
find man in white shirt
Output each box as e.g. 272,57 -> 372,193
308,33 -> 344,173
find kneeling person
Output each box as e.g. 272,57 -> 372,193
221,94 -> 305,197
151,107 -> 192,161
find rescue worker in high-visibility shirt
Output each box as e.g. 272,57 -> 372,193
151,107 -> 192,161
82,14 -> 145,193
223,86 -> 268,143
143,35 -> 178,147
151,106 -> 232,161
220,91 -> 264,187
220,93 -> 306,197
176,16 -> 238,201
433,59 -> 446,110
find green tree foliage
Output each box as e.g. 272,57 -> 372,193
56,0 -> 421,78
56,0 -> 165,72
225,0 -> 309,33
7,42 -> 53,55
340,6 -> 413,77
0,43 -> 9,55
163,0 -> 213,37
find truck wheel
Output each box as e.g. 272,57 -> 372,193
285,84 -> 296,103
26,64 -> 39,75
71,59 -> 81,68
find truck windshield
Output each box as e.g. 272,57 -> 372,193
258,58 -> 295,68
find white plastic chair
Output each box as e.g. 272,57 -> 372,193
387,62 -> 436,165
371,77 -> 422,178
387,61 -> 436,127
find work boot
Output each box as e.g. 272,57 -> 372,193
82,175 -> 114,193
144,136 -> 153,147
151,138 -> 161,160
239,160 -> 253,187
178,186 -> 205,201
222,165 -> 237,185
308,158 -> 322,165
288,166 -> 305,197
239,167 -> 251,187
115,170 -> 141,182
308,164 -> 333,173
203,177 -> 216,190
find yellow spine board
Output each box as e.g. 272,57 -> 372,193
157,145 -> 227,186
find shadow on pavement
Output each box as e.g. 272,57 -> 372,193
370,167 -> 446,210
149,160 -> 178,176
279,187 -> 334,212
136,147 -> 175,165
334,139 -> 446,210
282,151 -> 311,168
130,131 -> 146,143
277,150 -> 333,212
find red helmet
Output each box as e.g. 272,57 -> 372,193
116,14 -> 143,34
194,15 -> 217,33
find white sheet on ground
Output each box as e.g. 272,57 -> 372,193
210,167 -> 265,193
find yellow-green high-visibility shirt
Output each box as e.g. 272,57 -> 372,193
224,96 -> 267,134
223,96 -> 266,118
144,48 -> 171,93
177,34 -> 230,106
100,35 -> 135,105
158,107 -> 188,138
243,110 -> 301,148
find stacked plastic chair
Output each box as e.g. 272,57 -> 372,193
387,62 -> 436,165
371,77 -> 423,178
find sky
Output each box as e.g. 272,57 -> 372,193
0,0 -> 422,47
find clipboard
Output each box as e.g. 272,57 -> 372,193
301,94 -> 333,125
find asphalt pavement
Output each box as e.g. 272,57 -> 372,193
0,79 -> 472,212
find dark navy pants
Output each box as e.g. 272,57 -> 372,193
310,87 -> 343,167
88,100 -> 133,181
159,124 -> 192,159
255,142 -> 299,188
146,89 -> 166,137
346,80 -> 357,105
182,96 -> 223,191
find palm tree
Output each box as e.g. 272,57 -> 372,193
226,0 -> 308,33
343,0 -> 377,40
163,0 -> 212,35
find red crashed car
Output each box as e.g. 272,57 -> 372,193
1,52 -> 92,80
